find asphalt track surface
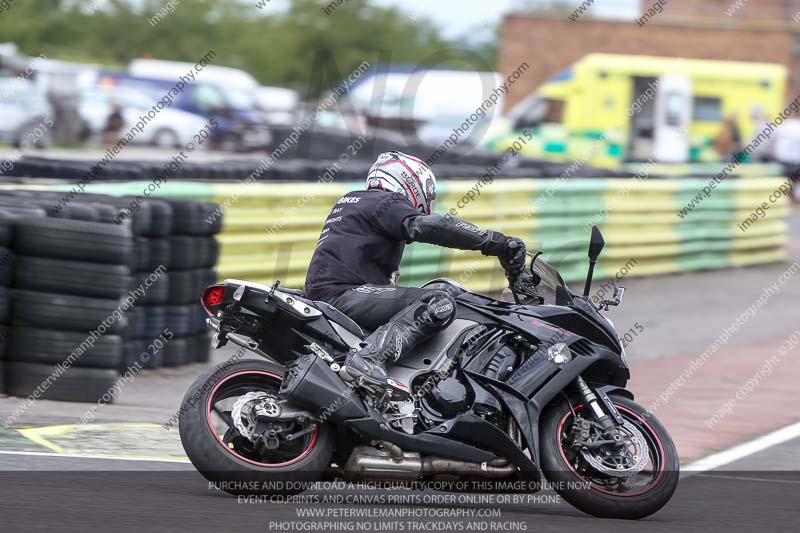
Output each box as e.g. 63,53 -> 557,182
0,433 -> 798,533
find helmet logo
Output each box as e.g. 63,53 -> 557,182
425,179 -> 436,200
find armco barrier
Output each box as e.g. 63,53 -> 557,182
69,176 -> 790,295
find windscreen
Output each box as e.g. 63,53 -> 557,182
531,257 -> 568,305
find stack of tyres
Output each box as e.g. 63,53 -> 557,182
16,192 -> 158,374
122,198 -> 174,371
161,199 -> 221,366
5,211 -> 134,403
0,208 -> 43,392
0,203 -> 63,394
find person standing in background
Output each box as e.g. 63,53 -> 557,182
102,103 -> 124,145
713,112 -> 743,162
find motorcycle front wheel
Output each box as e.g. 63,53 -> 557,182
540,395 -> 679,519
178,358 -> 333,496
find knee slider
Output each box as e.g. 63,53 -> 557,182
425,292 -> 456,326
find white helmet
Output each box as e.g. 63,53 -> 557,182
365,151 -> 437,215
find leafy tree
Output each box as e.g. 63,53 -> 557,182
1,0 -> 496,96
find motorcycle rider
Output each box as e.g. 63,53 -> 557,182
304,151 -> 528,388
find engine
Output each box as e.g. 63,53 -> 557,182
411,329 -> 534,432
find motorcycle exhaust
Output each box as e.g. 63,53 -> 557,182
343,446 -> 516,482
279,353 -> 367,423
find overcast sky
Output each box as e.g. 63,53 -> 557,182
372,0 -> 640,38
255,0 -> 642,40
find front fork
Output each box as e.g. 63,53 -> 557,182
573,376 -> 626,440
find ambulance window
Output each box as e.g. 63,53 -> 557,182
665,92 -> 684,126
693,97 -> 722,121
545,99 -> 564,123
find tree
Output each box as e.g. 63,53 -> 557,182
1,0 -> 496,96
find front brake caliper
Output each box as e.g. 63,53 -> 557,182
569,415 -> 594,451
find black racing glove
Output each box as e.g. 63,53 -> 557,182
500,237 -> 527,275
510,269 -> 541,304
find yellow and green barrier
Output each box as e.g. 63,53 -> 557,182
37,176 -> 790,294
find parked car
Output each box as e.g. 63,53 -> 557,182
255,86 -> 299,125
127,59 -> 273,150
0,79 -> 53,148
96,72 -> 271,151
79,86 -> 210,148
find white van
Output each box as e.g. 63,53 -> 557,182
345,68 -> 504,146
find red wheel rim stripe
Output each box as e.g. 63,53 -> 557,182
206,370 -> 318,468
556,403 -> 666,497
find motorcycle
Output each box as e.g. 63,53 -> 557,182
179,226 -> 679,519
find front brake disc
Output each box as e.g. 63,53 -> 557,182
580,420 -> 649,477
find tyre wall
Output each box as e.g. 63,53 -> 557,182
0,191 -> 222,402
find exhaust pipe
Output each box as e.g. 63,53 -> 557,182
343,445 -> 516,482
280,354 -> 367,423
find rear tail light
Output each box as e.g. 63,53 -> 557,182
201,284 -> 225,316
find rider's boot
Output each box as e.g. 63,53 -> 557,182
340,292 -> 456,387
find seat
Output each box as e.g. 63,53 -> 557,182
314,301 -> 366,339
420,278 -> 469,295
280,287 -> 305,296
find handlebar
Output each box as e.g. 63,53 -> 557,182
505,246 -> 542,305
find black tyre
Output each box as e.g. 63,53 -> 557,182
165,201 -> 222,236
178,359 -> 333,495
190,333 -> 211,363
196,238 -> 220,268
14,256 -> 132,299
132,338 -> 165,370
191,304 -> 208,334
135,272 -> 169,304
0,360 -> 5,394
142,200 -> 173,237
5,362 -> 120,403
141,306 -> 168,338
121,343 -> 140,372
112,197 -> 152,236
13,216 -> 133,265
162,337 -> 190,367
62,203 -> 99,222
0,324 -> 8,357
540,395 -> 679,520
89,203 -> 120,224
0,247 -> 12,286
11,290 -> 129,333
0,206 -> 47,245
126,306 -> 146,338
134,238 -> 151,271
0,287 -> 9,324
9,327 -> 122,369
165,304 -> 194,336
167,237 -> 197,269
167,269 -> 207,303
146,238 -> 171,270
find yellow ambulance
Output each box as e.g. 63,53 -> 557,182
484,54 -> 787,167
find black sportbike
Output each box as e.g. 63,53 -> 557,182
179,227 -> 678,519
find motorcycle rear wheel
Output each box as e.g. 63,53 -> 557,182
540,395 -> 679,519
179,358 -> 333,496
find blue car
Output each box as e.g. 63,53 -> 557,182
95,72 -> 272,152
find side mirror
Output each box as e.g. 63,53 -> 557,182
588,225 -> 605,262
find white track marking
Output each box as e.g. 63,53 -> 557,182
683,420 -> 800,473
693,474 -> 800,485
4,421 -> 800,471
0,449 -> 190,463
